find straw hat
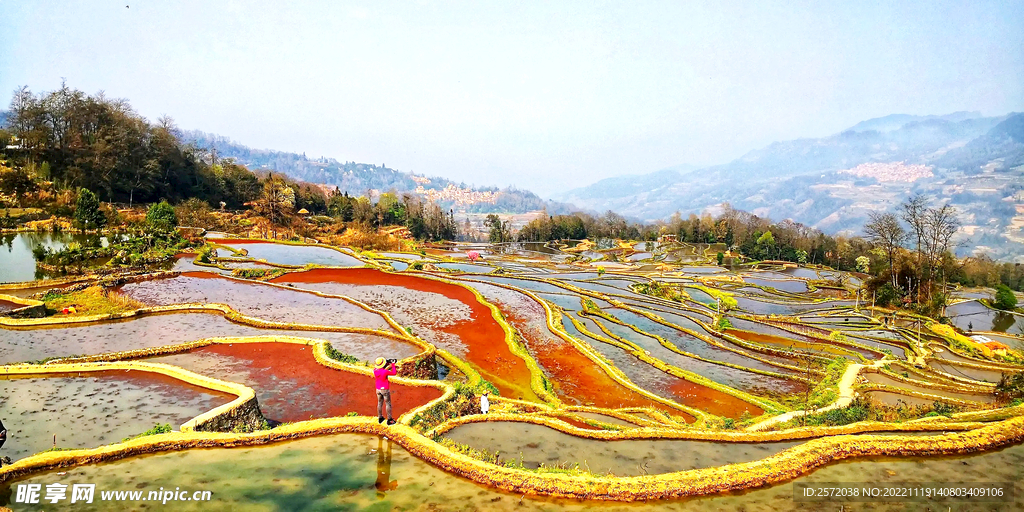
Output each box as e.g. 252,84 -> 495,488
375,357 -> 386,368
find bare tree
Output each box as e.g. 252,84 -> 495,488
922,204 -> 960,299
864,212 -> 906,289
900,194 -> 928,300
255,175 -> 295,239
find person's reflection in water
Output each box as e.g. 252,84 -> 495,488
375,436 -> 398,498
0,418 -> 7,467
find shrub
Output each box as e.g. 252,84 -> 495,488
996,371 -> 1024,400
875,283 -> 900,307
438,438 -> 501,465
175,197 -> 215,228
994,285 -> 1017,310
74,188 -> 105,230
409,380 -> 493,432
789,397 -> 870,427
324,344 -> 359,364
196,244 -> 216,264
231,419 -> 271,433
634,281 -> 686,302
814,399 -> 870,425
146,201 -> 178,233
797,357 -> 849,410
122,423 -> 172,442
716,316 -> 732,330
229,268 -> 287,281
0,164 -> 37,197
931,401 -> 960,417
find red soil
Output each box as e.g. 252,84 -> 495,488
553,415 -> 604,430
726,328 -> 866,358
180,271 -> 221,279
271,268 -> 539,402
0,299 -> 22,312
175,343 -> 443,422
584,318 -> 764,418
665,377 -> 763,418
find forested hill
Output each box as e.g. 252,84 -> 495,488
183,130 -> 419,193
183,130 -> 575,214
0,81 -> 574,215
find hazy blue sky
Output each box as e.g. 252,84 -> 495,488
2,1 -> 1022,194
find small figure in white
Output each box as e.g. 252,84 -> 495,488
480,391 -> 490,414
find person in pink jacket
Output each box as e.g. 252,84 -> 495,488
374,357 -> 398,425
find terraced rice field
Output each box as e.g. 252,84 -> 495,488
1,238 -> 1022,508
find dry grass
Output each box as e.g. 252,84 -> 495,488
44,286 -> 145,317
325,226 -> 410,251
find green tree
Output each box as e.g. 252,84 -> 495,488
146,201 -> 178,233
755,230 -> 775,259
74,188 -> 105,230
484,214 -> 510,243
855,255 -> 870,273
328,190 -> 354,221
994,285 -> 1017,310
716,252 -> 724,265
875,283 -> 899,308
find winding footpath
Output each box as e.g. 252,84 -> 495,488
745,360 -> 886,431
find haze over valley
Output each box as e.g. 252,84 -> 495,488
555,111 -> 1024,261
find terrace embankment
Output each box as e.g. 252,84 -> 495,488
0,370 -> 235,461
584,315 -> 765,418
466,280 -> 691,417
0,311 -> 420,365
117,272 -> 395,332
212,239 -> 364,267
562,314 -> 757,418
271,268 -> 538,401
147,342 -> 443,423
444,421 -> 803,476
7,430 -> 1024,510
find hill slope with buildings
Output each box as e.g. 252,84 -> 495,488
184,130 -> 575,215
554,112 -> 1024,261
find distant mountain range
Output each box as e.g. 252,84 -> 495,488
553,112 -> 1024,262
183,130 -> 576,214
